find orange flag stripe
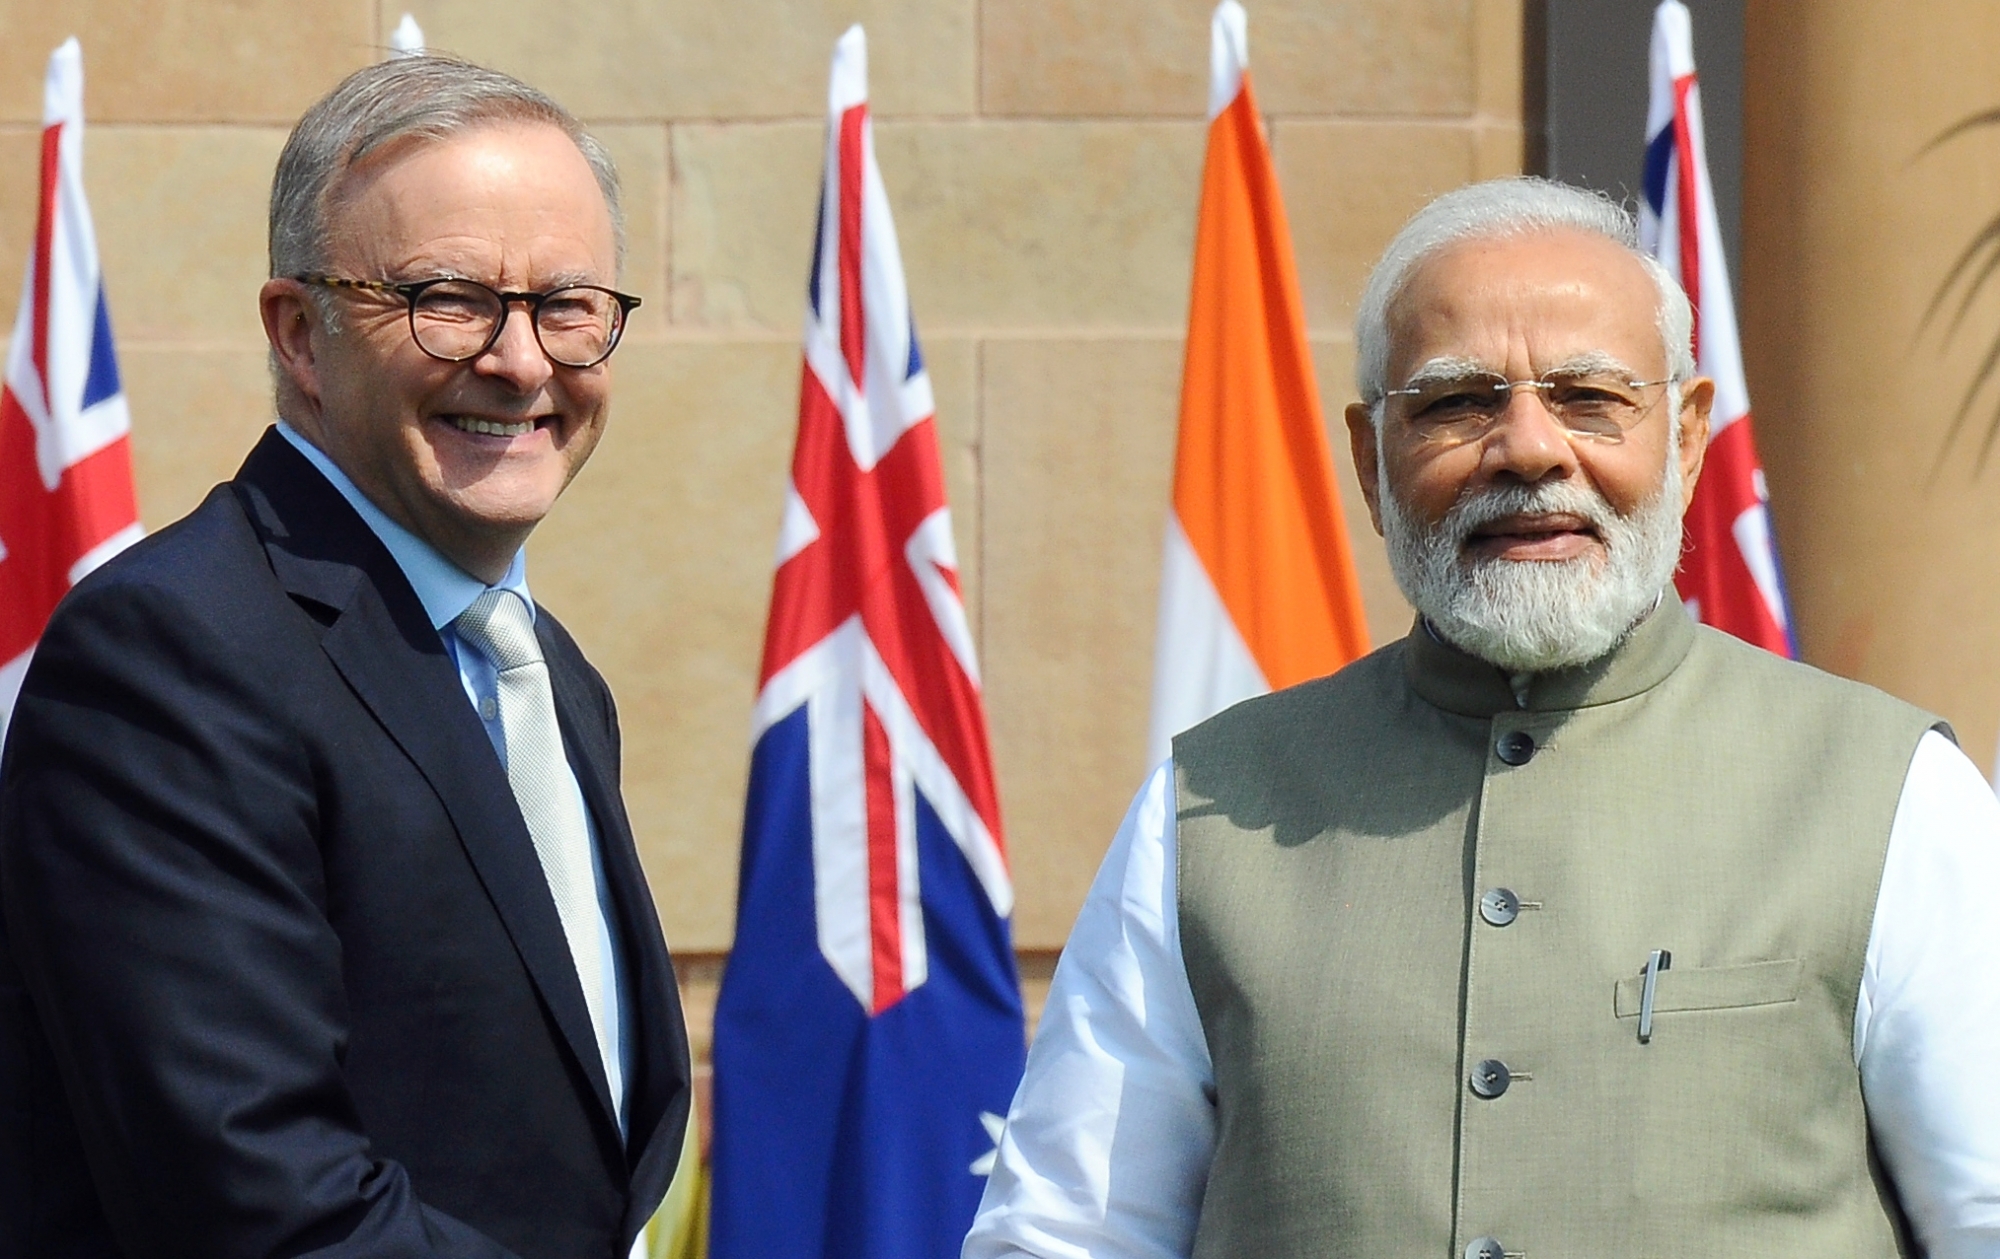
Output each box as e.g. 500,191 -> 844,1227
1172,77 -> 1369,688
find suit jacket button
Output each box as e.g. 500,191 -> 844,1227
1470,1058 -> 1512,1098
1466,1237 -> 1507,1259
1479,887 -> 1520,926
1496,730 -> 1535,765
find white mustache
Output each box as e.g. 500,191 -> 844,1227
1441,480 -> 1618,557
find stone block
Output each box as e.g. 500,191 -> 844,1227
594,125 -> 669,336
1240,0 -> 1476,119
1476,0 -> 1525,122
980,0 -> 1475,119
1475,122 -> 1525,180
876,121 -> 1204,332
978,0 -> 1208,119
671,119 -> 1205,334
1273,120 -> 1477,335
0,126 -> 40,310
980,336 -> 1181,947
668,122 -> 822,331
84,126 -> 287,344
0,4 -> 374,124
119,346 -> 277,528
527,334 -> 980,949
388,0 -> 975,119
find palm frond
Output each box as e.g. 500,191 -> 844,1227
1912,108 -> 2000,162
1915,108 -> 2000,470
1918,212 -> 2000,342
1932,319 -> 2000,476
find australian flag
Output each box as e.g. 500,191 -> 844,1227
710,25 -> 1026,1259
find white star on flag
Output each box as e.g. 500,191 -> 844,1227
970,1111 -> 1006,1176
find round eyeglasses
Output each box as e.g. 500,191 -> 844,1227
295,275 -> 642,369
1382,368 -> 1672,442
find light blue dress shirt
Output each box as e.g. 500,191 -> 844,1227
278,422 -> 631,1133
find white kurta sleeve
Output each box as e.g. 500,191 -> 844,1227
962,762 -> 1215,1259
1857,729 -> 2000,1258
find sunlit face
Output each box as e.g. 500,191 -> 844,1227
1344,229 -> 1714,671
274,121 -> 618,580
1359,230 -> 1705,552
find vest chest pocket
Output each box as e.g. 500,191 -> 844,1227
1612,957 -> 1802,1019
1611,956 -> 1853,1212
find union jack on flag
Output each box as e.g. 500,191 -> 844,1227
0,39 -> 141,739
710,25 -> 1025,1259
1640,0 -> 1794,657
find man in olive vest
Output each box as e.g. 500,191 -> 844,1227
963,179 -> 2000,1259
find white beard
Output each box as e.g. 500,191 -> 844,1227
1379,449 -> 1685,673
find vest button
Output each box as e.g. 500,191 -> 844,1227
1495,729 -> 1535,765
1465,1237 -> 1506,1259
1469,1058 -> 1512,1098
1479,887 -> 1520,926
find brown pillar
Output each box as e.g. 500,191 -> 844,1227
1744,1 -> 2000,768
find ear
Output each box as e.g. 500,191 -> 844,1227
260,278 -> 326,415
1674,376 -> 1715,511
1345,401 -> 1387,537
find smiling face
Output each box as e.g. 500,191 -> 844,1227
261,120 -> 618,582
1344,229 -> 1715,671
1357,229 -> 1706,551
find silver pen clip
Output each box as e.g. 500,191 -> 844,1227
1638,948 -> 1672,1044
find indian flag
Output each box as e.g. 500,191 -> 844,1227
1147,0 -> 1370,766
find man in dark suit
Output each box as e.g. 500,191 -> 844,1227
0,56 -> 688,1259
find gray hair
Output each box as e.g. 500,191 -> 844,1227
1354,177 -> 1694,407
268,54 -> 623,282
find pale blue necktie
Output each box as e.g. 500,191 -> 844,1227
453,590 -> 615,1089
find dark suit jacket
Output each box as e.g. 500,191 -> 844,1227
0,430 -> 690,1259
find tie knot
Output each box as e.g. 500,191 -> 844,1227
454,589 -> 543,671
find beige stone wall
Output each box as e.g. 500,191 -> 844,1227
1743,1 -> 2000,771
0,2 -> 1521,969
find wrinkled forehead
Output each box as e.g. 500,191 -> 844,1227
1384,231 -> 1666,384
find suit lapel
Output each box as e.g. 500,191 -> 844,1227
231,431 -> 622,1138
540,617 -> 693,1225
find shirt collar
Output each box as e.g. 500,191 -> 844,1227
1403,595 -> 1696,718
276,422 -> 531,630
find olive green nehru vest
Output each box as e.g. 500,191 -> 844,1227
1173,602 -> 1943,1259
